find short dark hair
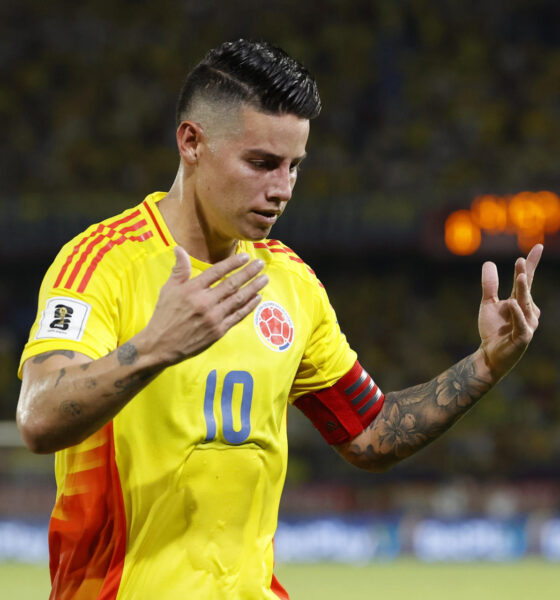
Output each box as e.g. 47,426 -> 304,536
175,39 -> 321,126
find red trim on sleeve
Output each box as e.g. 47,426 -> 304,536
54,210 -> 151,291
293,361 -> 385,444
54,224 -> 104,288
76,227 -> 153,293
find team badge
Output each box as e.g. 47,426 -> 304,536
254,301 -> 294,352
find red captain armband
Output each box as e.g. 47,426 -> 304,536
293,361 -> 385,445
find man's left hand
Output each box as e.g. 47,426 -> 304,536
478,244 -> 543,381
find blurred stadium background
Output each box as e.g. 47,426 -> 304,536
1,0 -> 560,596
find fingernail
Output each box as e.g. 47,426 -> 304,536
255,259 -> 264,268
238,253 -> 250,262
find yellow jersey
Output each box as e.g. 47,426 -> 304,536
19,192 -> 383,599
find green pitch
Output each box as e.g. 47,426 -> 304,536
275,560 -> 560,599
0,563 -> 51,597
2,559 -> 559,599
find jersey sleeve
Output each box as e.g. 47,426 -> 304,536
18,238 -> 120,377
289,276 -> 385,444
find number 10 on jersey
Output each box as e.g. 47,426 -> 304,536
203,370 -> 254,444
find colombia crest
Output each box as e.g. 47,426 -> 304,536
254,301 -> 295,352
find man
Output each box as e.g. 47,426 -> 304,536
17,40 -> 541,599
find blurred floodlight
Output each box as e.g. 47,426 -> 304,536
444,210 -> 482,255
445,190 -> 560,255
471,195 -> 508,234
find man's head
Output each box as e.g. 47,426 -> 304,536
175,39 -> 321,134
172,40 -> 318,254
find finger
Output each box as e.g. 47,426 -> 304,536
525,243 -> 543,290
514,272 -> 541,326
514,273 -> 534,321
219,274 -> 269,315
212,259 -> 266,302
196,253 -> 252,287
221,294 -> 263,331
508,299 -> 531,345
171,245 -> 192,282
510,258 -> 525,299
481,261 -> 499,302
533,302 -> 541,319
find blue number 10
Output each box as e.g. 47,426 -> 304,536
203,370 -> 253,444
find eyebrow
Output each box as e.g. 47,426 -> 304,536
245,149 -> 308,163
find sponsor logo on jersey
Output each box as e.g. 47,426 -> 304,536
254,301 -> 294,352
36,297 -> 92,341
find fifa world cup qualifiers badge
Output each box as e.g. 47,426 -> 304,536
254,301 -> 295,352
50,304 -> 73,330
36,296 -> 92,341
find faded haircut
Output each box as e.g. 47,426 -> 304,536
175,39 -> 321,127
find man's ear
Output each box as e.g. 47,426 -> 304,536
176,121 -> 202,165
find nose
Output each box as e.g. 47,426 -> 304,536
267,164 -> 294,204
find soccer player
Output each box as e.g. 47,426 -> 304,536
17,40 -> 541,599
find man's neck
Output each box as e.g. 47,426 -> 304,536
158,179 -> 238,264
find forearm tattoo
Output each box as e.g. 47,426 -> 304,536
50,342 -> 153,426
349,355 -> 493,466
54,368 -> 66,388
33,350 -> 75,363
84,377 -> 97,389
111,368 -> 157,396
117,343 -> 138,366
60,400 -> 82,418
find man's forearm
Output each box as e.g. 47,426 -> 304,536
343,348 -> 494,471
17,337 -> 165,454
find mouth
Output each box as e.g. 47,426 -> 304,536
251,209 -> 280,225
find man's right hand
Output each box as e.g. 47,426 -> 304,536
17,245 -> 267,453
142,245 -> 268,366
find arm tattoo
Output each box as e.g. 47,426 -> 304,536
33,350 -> 75,363
117,343 -> 138,366
54,368 -> 66,388
79,362 -> 91,371
114,370 -> 156,392
60,400 -> 82,418
84,377 -> 97,389
102,368 -> 158,398
349,354 -> 493,466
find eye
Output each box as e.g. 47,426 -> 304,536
248,159 -> 273,171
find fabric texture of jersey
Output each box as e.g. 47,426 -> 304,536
19,192 -> 374,599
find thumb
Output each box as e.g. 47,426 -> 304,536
171,245 -> 191,282
481,261 -> 499,302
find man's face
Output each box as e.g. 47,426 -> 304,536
193,105 -> 310,244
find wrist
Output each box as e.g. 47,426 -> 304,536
473,346 -> 501,386
127,328 -> 174,371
